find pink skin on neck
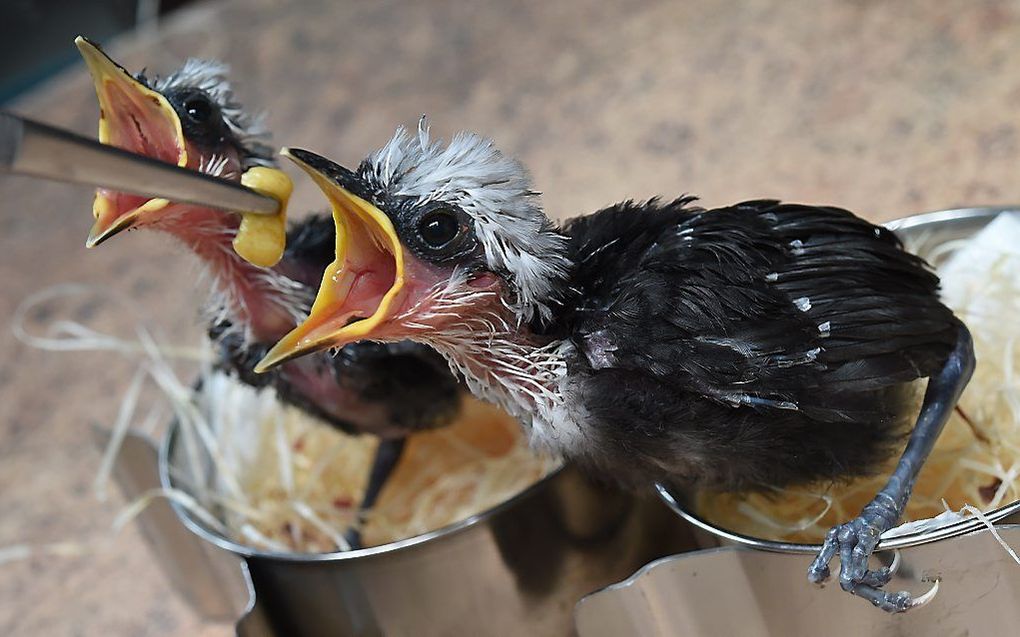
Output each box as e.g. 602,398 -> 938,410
95,124 -> 417,432
142,201 -> 398,436
147,204 -> 297,341
389,273 -> 555,416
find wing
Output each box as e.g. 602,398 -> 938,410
562,198 -> 960,423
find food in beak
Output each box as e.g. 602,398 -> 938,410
234,167 -> 292,268
76,36 -> 187,247
255,149 -> 406,371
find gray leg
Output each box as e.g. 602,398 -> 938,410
807,326 -> 974,612
345,437 -> 407,549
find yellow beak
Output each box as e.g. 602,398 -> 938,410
75,36 -> 186,247
255,149 -> 405,372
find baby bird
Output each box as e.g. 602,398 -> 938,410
75,39 -> 463,542
257,124 -> 974,610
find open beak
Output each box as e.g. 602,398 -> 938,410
75,36 -> 187,247
255,149 -> 410,372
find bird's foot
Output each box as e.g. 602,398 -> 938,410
807,494 -> 922,613
343,527 -> 363,551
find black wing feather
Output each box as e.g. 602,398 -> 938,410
559,199 -> 961,491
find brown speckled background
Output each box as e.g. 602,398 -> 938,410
2,0 -> 1020,634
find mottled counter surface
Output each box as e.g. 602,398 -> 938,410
2,0 -> 1020,634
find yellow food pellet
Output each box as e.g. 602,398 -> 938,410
235,167 -> 293,267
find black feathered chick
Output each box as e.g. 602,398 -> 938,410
260,127 -> 973,612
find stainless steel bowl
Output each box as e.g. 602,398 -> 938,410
575,524 -> 1020,637
158,419 -> 696,636
567,206 -> 1020,637
656,205 -> 1020,553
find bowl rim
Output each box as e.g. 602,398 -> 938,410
882,204 -> 1020,233
655,484 -> 1020,554
655,204 -> 1020,554
159,418 -> 566,562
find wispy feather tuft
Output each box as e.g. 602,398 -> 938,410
360,119 -> 571,323
151,59 -> 274,169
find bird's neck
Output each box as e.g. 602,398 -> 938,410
151,205 -> 309,342
418,300 -> 582,455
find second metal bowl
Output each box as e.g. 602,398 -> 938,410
657,205 -> 1020,554
159,417 -> 695,636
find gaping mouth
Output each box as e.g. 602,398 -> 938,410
76,36 -> 187,247
255,149 -> 406,372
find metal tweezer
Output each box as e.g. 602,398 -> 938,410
0,110 -> 280,215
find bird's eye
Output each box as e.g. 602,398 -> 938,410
417,209 -> 461,249
183,95 -> 213,123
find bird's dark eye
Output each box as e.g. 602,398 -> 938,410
400,203 -> 477,263
183,95 -> 213,123
417,209 -> 461,249
169,89 -> 230,149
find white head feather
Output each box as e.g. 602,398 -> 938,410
360,119 -> 571,323
151,59 -> 274,169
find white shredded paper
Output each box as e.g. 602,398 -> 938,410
7,283 -> 556,558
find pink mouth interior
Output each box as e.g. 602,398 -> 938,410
306,204 -> 404,341
98,82 -> 184,215
331,256 -> 398,328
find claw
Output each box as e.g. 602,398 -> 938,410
859,570 -> 891,588
807,526 -> 840,585
807,325 -> 973,613
876,590 -> 914,613
811,517 -> 913,612
858,550 -> 902,587
808,566 -> 830,587
910,579 -> 940,608
887,549 -> 902,577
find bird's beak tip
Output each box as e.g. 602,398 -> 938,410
280,147 -> 321,174
254,332 -> 318,373
73,35 -> 94,52
85,226 -> 114,248
75,35 -> 115,72
279,147 -> 302,162
252,356 -> 277,374
85,218 -> 115,248
268,149 -> 408,363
